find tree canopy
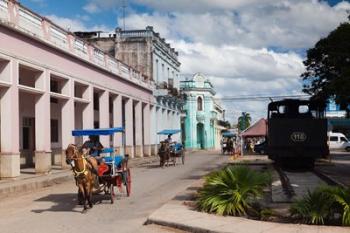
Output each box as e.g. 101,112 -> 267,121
237,112 -> 251,131
302,22 -> 350,110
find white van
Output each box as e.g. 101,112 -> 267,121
328,132 -> 350,151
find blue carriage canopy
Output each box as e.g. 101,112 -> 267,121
72,127 -> 124,136
157,129 -> 181,135
222,131 -> 235,137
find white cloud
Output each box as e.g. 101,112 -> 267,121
83,3 -> 100,14
83,0 -> 124,14
174,42 -> 305,122
114,1 -> 350,122
121,1 -> 350,49
61,0 -> 350,122
46,14 -> 112,32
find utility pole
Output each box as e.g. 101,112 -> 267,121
122,0 -> 127,30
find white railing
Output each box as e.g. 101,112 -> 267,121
120,63 -> 129,75
73,39 -> 89,60
108,58 -> 118,74
93,48 -> 105,66
119,30 -> 150,38
0,0 -> 8,22
49,25 -> 68,49
18,8 -> 43,38
0,1 -> 153,90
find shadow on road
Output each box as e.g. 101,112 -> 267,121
31,192 -> 121,214
31,193 -> 81,213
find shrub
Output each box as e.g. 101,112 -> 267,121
290,186 -> 350,226
196,165 -> 271,216
290,187 -> 335,225
329,186 -> 350,226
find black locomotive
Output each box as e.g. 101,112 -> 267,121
267,99 -> 329,167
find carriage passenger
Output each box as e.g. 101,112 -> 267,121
82,135 -> 104,188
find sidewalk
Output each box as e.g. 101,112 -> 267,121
147,201 -> 349,233
0,155 -> 159,199
146,170 -> 350,233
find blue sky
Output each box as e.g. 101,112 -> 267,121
20,0 -> 349,31
18,0 -> 350,121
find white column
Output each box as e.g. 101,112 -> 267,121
160,108 -> 166,142
156,107 -> 161,144
0,60 -> 20,178
61,79 -> 74,169
124,98 -> 134,158
143,103 -> 151,156
150,105 -> 157,155
134,101 -> 143,157
35,70 -> 51,174
99,90 -> 109,146
167,110 -> 171,130
113,95 -> 123,152
83,85 -> 94,141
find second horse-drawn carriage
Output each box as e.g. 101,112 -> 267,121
66,127 -> 131,212
157,129 -> 185,167
221,131 -> 236,155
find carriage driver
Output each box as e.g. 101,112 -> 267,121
82,135 -> 105,189
165,134 -> 173,144
82,135 -> 104,173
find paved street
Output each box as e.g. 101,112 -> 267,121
0,151 -> 227,233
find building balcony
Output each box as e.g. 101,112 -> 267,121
196,111 -> 206,122
210,111 -> 218,121
0,0 -> 153,91
153,88 -> 168,97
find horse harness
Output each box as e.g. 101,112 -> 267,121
68,145 -> 91,178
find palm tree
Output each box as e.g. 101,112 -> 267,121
238,112 -> 251,132
197,166 -> 271,216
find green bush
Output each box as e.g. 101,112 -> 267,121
290,187 -> 335,225
290,186 -> 350,226
196,165 -> 271,216
330,186 -> 350,226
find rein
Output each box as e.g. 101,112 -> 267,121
68,145 -> 90,177
72,156 -> 89,177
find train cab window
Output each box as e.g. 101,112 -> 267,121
330,136 -> 338,142
278,106 -> 286,114
299,105 -> 309,113
340,137 -> 348,142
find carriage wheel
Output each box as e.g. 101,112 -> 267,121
125,169 -> 131,197
110,183 -> 115,204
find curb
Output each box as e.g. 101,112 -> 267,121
0,156 -> 160,199
146,217 -> 218,233
0,171 -> 72,199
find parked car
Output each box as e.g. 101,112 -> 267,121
328,132 -> 350,151
254,141 -> 267,155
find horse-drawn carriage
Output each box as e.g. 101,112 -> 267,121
221,131 -> 236,155
66,127 -> 131,212
157,129 -> 185,167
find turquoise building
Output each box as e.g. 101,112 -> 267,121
180,74 -> 225,149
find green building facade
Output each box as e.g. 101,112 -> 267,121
180,74 -> 225,149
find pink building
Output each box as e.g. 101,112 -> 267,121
0,0 -> 170,178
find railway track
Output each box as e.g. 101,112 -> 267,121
272,164 -> 343,203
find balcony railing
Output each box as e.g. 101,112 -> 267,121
0,0 -> 153,90
197,111 -> 205,122
0,0 -> 9,22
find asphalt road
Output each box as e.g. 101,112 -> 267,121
0,151 -> 228,233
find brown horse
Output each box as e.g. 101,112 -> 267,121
158,141 -> 170,167
65,144 -> 95,213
